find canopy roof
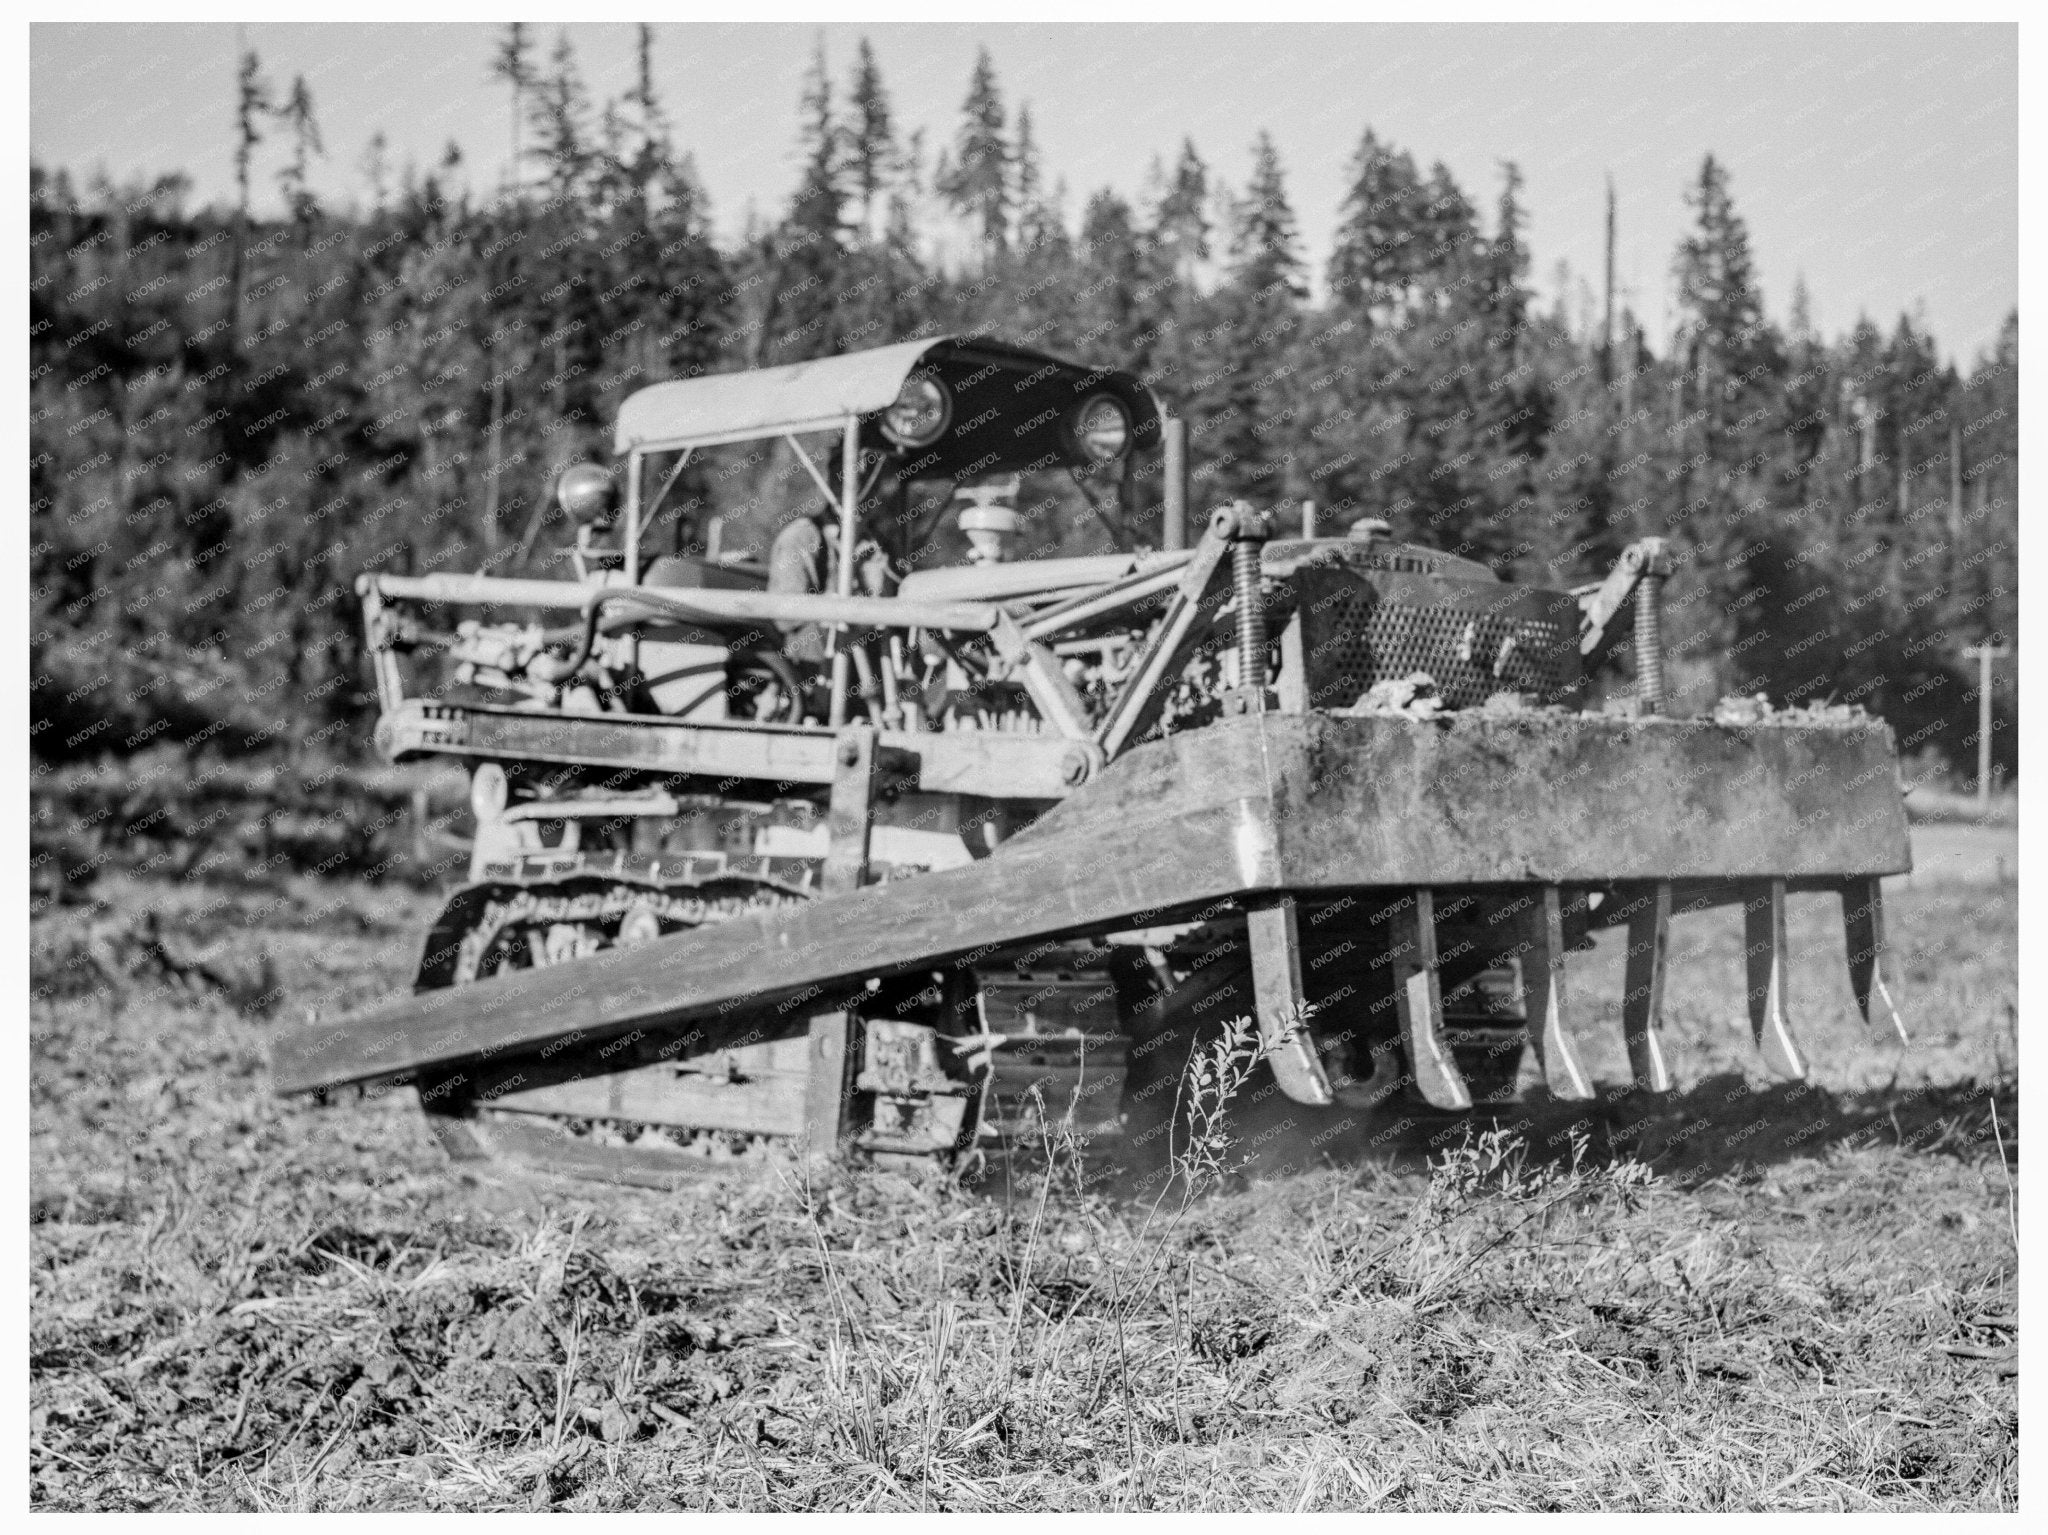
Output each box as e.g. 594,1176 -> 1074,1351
614,335 -> 1160,480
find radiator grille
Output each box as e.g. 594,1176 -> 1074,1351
1312,589 -> 1576,710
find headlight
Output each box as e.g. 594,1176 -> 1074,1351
555,462 -> 617,526
881,373 -> 951,447
1069,394 -> 1131,463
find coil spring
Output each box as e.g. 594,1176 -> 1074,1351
1233,537 -> 1267,692
1634,571 -> 1666,713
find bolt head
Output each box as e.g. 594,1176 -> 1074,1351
837,739 -> 862,767
1214,503 -> 1268,542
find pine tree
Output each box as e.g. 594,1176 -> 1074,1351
616,23 -> 673,208
528,30 -> 593,199
1328,128 -> 1429,319
1674,154 -> 1775,409
751,39 -> 849,363
1951,313 -> 2017,655
1189,135 -> 1307,508
628,24 -> 661,139
889,126 -> 926,244
936,48 -> 1009,253
360,131 -> 390,211
846,38 -> 895,241
1416,160 -> 1479,305
1012,103 -> 1063,252
489,23 -> 533,197
1666,154 -> 1790,699
787,39 -> 846,263
1779,274 -> 1830,488
1075,190 -> 1146,348
274,75 -> 323,229
1464,162 -> 1560,563
1787,273 -> 1814,342
1152,139 -> 1211,287
228,44 -> 275,336
1481,161 -> 1530,340
1229,131 -> 1304,301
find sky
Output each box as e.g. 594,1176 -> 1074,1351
30,21 -> 2018,364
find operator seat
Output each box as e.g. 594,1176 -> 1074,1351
617,554 -> 768,721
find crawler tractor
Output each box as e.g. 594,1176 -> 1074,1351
273,336 -> 1911,1185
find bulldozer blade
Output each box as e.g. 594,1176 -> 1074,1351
1619,882 -> 1675,1093
1744,879 -> 1809,1080
1247,896 -> 1335,1107
1518,887 -> 1596,1101
1390,889 -> 1472,1111
1842,877 -> 1909,1046
274,713 -> 1910,1103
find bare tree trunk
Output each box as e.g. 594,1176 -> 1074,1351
483,361 -> 504,556
1601,177 -> 1615,385
1948,421 -> 1963,540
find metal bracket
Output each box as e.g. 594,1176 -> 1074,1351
855,1018 -> 974,1155
990,610 -> 1095,741
1096,516 -> 1237,759
1275,605 -> 1308,714
1578,537 -> 1672,657
822,725 -> 879,896
803,1010 -> 862,1158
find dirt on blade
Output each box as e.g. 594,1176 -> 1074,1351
30,870 -> 2016,1511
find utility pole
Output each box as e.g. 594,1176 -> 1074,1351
1961,641 -> 2010,819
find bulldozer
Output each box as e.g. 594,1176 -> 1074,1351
272,335 -> 1912,1186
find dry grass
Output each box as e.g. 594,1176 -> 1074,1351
30,869 -> 2017,1510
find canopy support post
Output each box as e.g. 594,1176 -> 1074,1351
641,448 -> 693,556
622,450 -> 643,585
829,412 -> 860,727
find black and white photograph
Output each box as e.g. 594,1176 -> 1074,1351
24,11 -> 2022,1513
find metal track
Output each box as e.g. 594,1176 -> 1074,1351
413,873 -> 812,1185
412,878 -> 1138,1184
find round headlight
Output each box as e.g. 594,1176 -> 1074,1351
555,462 -> 617,526
1070,394 -> 1131,463
881,373 -> 951,447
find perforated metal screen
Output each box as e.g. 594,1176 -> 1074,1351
1299,566 -> 1580,711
